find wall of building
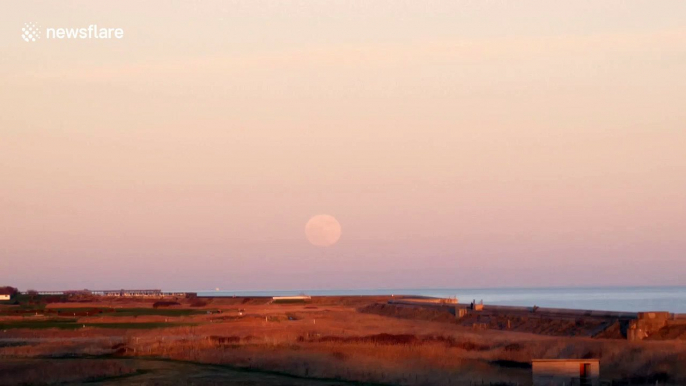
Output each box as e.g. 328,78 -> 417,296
532,360 -> 599,386
628,312 -> 671,341
390,299 -> 640,320
486,304 -> 639,320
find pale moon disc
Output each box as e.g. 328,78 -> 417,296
305,214 -> 342,247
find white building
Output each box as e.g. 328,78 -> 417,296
532,359 -> 600,386
0,294 -> 11,301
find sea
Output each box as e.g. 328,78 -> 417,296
195,286 -> 686,314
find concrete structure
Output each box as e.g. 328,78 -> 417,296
64,290 -> 92,296
397,296 -> 458,305
628,311 -> 671,341
35,291 -> 65,296
162,291 -> 194,297
31,289 -> 193,298
484,304 -> 638,320
391,296 -> 675,341
91,289 -> 162,297
532,359 -> 599,386
272,296 -> 311,301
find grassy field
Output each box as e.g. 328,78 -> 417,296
0,306 -> 217,317
105,308 -> 215,317
0,319 -> 79,330
0,358 -> 361,386
0,319 -> 197,330
84,322 -> 197,329
1,296 -> 685,385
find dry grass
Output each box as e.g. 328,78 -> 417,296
2,297 -> 686,385
0,359 -> 137,385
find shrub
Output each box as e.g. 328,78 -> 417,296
504,343 -> 522,352
209,335 -> 241,345
318,333 -> 419,345
152,301 -> 180,308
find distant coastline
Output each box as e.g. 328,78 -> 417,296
190,286 -> 686,313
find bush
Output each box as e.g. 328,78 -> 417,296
152,301 -> 180,308
190,300 -> 208,307
318,333 -> 419,345
503,343 -> 522,352
209,335 -> 241,345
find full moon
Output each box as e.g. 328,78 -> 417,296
305,214 -> 342,247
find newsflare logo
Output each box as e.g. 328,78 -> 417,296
22,22 -> 41,42
21,22 -> 124,42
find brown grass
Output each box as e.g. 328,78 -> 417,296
0,359 -> 137,385
2,297 -> 686,385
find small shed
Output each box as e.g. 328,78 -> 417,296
532,359 -> 599,386
0,288 -> 14,301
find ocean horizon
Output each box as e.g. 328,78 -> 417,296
193,286 -> 686,313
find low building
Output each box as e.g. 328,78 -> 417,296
0,287 -> 15,301
162,291 -> 194,297
37,291 -> 65,296
532,359 -> 599,386
91,289 -> 162,297
396,297 -> 458,305
272,296 -> 311,302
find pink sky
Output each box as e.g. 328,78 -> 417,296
1,1 -> 685,291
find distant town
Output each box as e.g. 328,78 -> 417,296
22,289 -> 193,298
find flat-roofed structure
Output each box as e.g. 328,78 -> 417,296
532,359 -> 599,386
272,296 -> 311,302
30,289 -> 193,298
91,289 -> 162,297
35,291 -> 65,296
162,291 -> 194,297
